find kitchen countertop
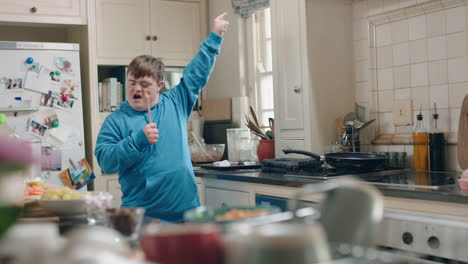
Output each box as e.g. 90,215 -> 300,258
194,168 -> 468,204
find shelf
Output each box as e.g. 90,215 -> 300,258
0,107 -> 39,112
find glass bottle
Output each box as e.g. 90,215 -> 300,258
429,103 -> 445,171
413,106 -> 429,170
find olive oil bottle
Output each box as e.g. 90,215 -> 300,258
413,106 -> 429,170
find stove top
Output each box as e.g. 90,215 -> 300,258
283,169 -> 458,190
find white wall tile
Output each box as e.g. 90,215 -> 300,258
383,0 -> 400,12
393,42 -> 410,66
446,31 -> 467,59
379,90 -> 395,112
426,11 -> 446,37
368,0 -> 384,16
391,20 -> 409,45
427,36 -> 447,61
428,60 -> 448,85
377,46 -> 394,68
411,63 -> 429,87
395,125 -> 413,133
379,112 -> 395,133
373,144 -> 389,152
450,108 -> 461,132
389,145 -> 405,152
409,39 -> 427,63
429,108 -> 450,132
354,19 -> 368,41
395,88 -> 411,99
449,82 -> 468,108
448,57 -> 468,83
355,81 -> 371,103
355,60 -> 370,82
446,7 -> 466,34
376,23 -> 392,47
393,65 -> 411,88
399,0 -> 417,8
411,86 -> 430,110
446,145 -> 461,171
408,15 -> 426,41
378,68 -> 394,90
429,84 -> 449,109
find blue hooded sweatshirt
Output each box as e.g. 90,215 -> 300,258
94,33 -> 223,221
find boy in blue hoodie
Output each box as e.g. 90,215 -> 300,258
94,13 -> 229,222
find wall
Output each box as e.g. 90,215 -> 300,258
352,0 -> 466,170
205,1 -> 248,100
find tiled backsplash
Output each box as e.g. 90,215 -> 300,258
352,0 -> 467,170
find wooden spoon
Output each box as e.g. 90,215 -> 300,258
144,90 -> 152,124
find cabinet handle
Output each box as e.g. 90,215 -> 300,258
152,36 -> 158,41
293,86 -> 301,94
146,36 -> 151,41
30,7 -> 37,13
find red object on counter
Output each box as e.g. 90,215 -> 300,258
257,139 -> 275,163
141,223 -> 223,264
61,94 -> 68,101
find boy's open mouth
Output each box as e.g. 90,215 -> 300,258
133,94 -> 142,99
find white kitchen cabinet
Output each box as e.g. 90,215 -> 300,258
204,187 -> 251,207
271,0 -> 304,132
0,0 -> 87,25
270,0 -> 354,156
95,0 -> 203,66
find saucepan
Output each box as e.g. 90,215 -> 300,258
283,149 -> 386,170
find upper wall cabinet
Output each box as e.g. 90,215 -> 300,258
0,0 -> 87,25
96,0 -> 202,66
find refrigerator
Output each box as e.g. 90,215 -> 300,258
0,41 -> 88,189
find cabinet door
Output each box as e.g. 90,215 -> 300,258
205,187 -> 250,207
271,0 -> 304,130
96,0 -> 151,64
150,0 -> 201,66
0,0 -> 86,24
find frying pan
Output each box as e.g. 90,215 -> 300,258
283,149 -> 386,170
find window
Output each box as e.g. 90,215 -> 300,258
249,8 -> 274,128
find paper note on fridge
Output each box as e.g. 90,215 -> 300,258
48,126 -> 70,147
24,68 -> 60,94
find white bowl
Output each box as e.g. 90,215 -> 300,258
39,199 -> 87,216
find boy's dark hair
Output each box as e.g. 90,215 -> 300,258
127,55 -> 165,82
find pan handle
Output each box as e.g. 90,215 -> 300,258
282,149 -> 321,161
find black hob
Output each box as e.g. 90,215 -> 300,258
284,169 -> 458,190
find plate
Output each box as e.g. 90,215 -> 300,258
39,199 -> 87,216
184,205 -> 280,224
199,163 -> 262,170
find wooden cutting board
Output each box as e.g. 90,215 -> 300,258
458,94 -> 468,170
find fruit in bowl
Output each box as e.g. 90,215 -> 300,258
39,187 -> 89,216
190,143 -> 225,163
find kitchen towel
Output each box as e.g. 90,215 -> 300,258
232,0 -> 269,17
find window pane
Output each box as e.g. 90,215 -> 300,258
260,110 -> 274,127
260,74 -> 274,109
264,9 -> 271,39
265,39 -> 272,72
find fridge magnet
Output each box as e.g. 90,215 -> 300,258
54,56 -> 73,73
22,61 -> 40,73
41,146 -> 62,171
29,119 -> 48,137
70,158 -> 95,190
34,110 -> 59,129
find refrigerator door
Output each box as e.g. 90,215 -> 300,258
0,42 -> 86,187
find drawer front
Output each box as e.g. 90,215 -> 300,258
204,187 -> 250,207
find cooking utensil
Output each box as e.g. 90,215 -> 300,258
268,118 -> 275,138
288,177 -> 384,247
355,118 -> 375,131
344,112 -> 356,122
144,90 -> 152,123
245,114 -> 268,139
458,94 -> 468,170
355,103 -> 366,122
283,149 -> 386,170
190,130 -> 211,159
250,106 -> 261,129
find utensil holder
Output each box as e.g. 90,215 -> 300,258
257,139 -> 275,163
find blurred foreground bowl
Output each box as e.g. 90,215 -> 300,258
39,199 -> 87,216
